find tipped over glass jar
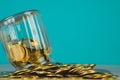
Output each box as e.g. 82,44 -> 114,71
0,10 -> 52,69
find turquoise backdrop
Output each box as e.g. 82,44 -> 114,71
0,0 -> 120,64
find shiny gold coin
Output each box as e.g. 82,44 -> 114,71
8,43 -> 29,62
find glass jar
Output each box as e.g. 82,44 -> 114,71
0,10 -> 52,69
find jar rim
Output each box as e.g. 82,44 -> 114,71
0,10 -> 38,27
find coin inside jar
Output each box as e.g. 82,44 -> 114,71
8,43 -> 30,62
7,38 -> 50,68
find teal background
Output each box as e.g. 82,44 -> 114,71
0,0 -> 120,64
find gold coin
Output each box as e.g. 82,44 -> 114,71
22,46 -> 30,62
8,44 -> 25,61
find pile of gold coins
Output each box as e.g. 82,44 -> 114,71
0,63 -> 117,80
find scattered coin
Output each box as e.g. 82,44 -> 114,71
0,63 -> 116,80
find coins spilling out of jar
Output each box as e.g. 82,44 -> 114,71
0,38 -> 117,80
